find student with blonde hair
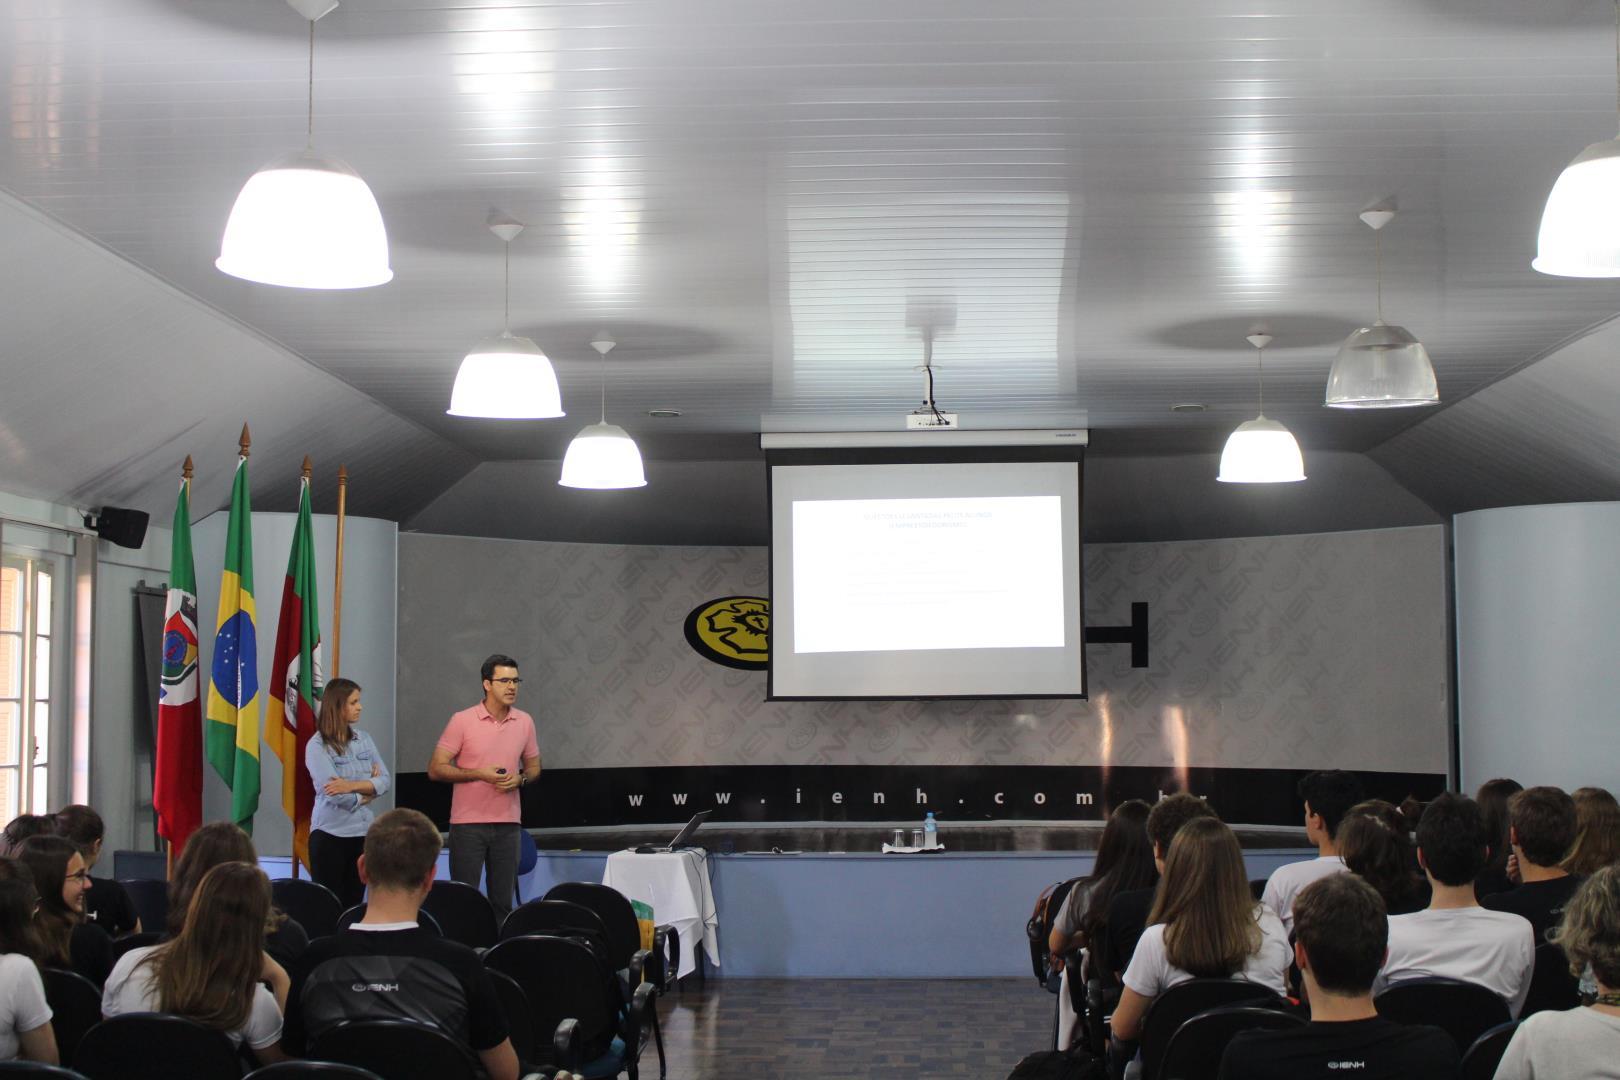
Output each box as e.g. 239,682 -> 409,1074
1108,816 -> 1291,1042
1496,865 -> 1620,1078
1565,787 -> 1620,879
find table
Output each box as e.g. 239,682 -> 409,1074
602,849 -> 720,979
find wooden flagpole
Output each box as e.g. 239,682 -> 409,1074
332,465 -> 348,679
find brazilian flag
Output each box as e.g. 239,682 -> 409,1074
206,454 -> 261,831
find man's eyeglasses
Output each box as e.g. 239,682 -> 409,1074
490,677 -> 523,686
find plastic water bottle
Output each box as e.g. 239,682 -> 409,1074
924,811 -> 937,849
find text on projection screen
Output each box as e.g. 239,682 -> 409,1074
791,495 -> 1065,654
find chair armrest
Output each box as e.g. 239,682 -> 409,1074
628,947 -> 651,989
552,1017 -> 581,1067
629,981 -> 656,1036
652,924 -> 679,991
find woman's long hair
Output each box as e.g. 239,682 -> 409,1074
1340,800 -> 1425,912
1081,800 -> 1156,939
1147,817 -> 1260,978
1477,777 -> 1523,883
17,836 -> 80,967
315,678 -> 362,756
141,863 -> 271,1033
1564,787 -> 1620,877
1555,865 -> 1620,987
168,822 -> 259,936
0,859 -> 43,965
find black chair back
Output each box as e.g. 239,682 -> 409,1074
271,879 -> 342,940
0,1063 -> 93,1078
42,968 -> 102,1068
501,899 -> 612,956
1375,977 -> 1512,1054
74,1013 -> 241,1080
107,933 -> 160,967
245,1065 -> 384,1080
1158,1004 -> 1306,1080
1523,942 -> 1580,1017
485,968 -> 538,1068
115,881 -> 167,936
1139,979 -> 1279,1080
335,904 -> 442,936
1460,1020 -> 1520,1080
484,935 -> 625,1067
421,881 -> 499,951
543,882 -> 640,971
307,1020 -> 480,1080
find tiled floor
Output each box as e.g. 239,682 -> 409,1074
648,977 -> 1052,1079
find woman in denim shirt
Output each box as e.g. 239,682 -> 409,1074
305,678 -> 390,908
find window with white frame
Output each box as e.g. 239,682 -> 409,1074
0,556 -> 54,820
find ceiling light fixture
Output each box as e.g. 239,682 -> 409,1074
559,335 -> 647,489
1325,207 -> 1439,409
1534,0 -> 1620,277
216,0 -> 392,289
1219,332 -> 1305,484
447,219 -> 564,419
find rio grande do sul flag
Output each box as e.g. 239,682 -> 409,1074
265,466 -> 323,872
205,451 -> 261,831
154,463 -> 202,857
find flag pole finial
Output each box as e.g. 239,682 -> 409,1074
301,455 -> 313,480
239,424 -> 252,458
182,455 -> 194,480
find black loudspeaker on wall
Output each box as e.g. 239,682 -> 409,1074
86,506 -> 149,549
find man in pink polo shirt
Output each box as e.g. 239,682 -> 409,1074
428,653 -> 541,918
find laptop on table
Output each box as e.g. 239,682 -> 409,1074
632,810 -> 712,854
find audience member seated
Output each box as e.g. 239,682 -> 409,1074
1107,817 -> 1292,1043
1375,793 -> 1535,1016
1262,770 -> 1364,935
1476,777 -> 1525,901
1564,787 -> 1620,879
53,805 -> 140,937
1496,865 -> 1620,1079
1218,874 -> 1457,1079
1048,800 -> 1155,977
1483,786 -> 1582,942
281,808 -> 519,1080
17,836 -> 111,987
168,822 -> 307,969
0,860 -> 58,1065
1339,800 -> 1430,917
1096,794 -> 1217,980
0,818 -> 52,860
101,862 -> 289,1067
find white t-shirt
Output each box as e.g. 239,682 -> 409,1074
1375,906 -> 1536,1017
1495,1005 -> 1620,1079
0,953 -> 50,1061
1122,904 -> 1291,999
101,946 -> 282,1050
1260,854 -> 1346,935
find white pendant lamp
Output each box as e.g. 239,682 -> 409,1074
1219,332 -> 1306,484
447,220 -> 564,419
1534,1 -> 1620,277
216,1 -> 392,289
560,335 -> 647,489
1325,207 -> 1439,409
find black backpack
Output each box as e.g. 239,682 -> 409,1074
1026,876 -> 1083,985
1006,1048 -> 1109,1080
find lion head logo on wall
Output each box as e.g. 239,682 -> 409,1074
684,596 -> 769,669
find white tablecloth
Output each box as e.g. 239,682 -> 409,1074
601,849 -> 720,978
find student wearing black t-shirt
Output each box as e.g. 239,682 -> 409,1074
1482,786 -> 1583,942
55,805 -> 141,936
282,808 -> 518,1080
1218,874 -> 1457,1080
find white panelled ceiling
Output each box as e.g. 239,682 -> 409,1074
2,0 -> 1620,527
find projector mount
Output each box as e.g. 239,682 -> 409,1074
908,328 -> 960,430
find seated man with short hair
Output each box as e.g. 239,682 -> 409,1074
1096,793 -> 1218,980
1375,793 -> 1536,1017
281,808 -> 519,1080
1483,785 -> 1582,942
1219,874 -> 1458,1080
1262,770 -> 1364,935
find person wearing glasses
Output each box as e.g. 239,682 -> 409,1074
428,653 -> 540,919
17,835 -> 112,986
